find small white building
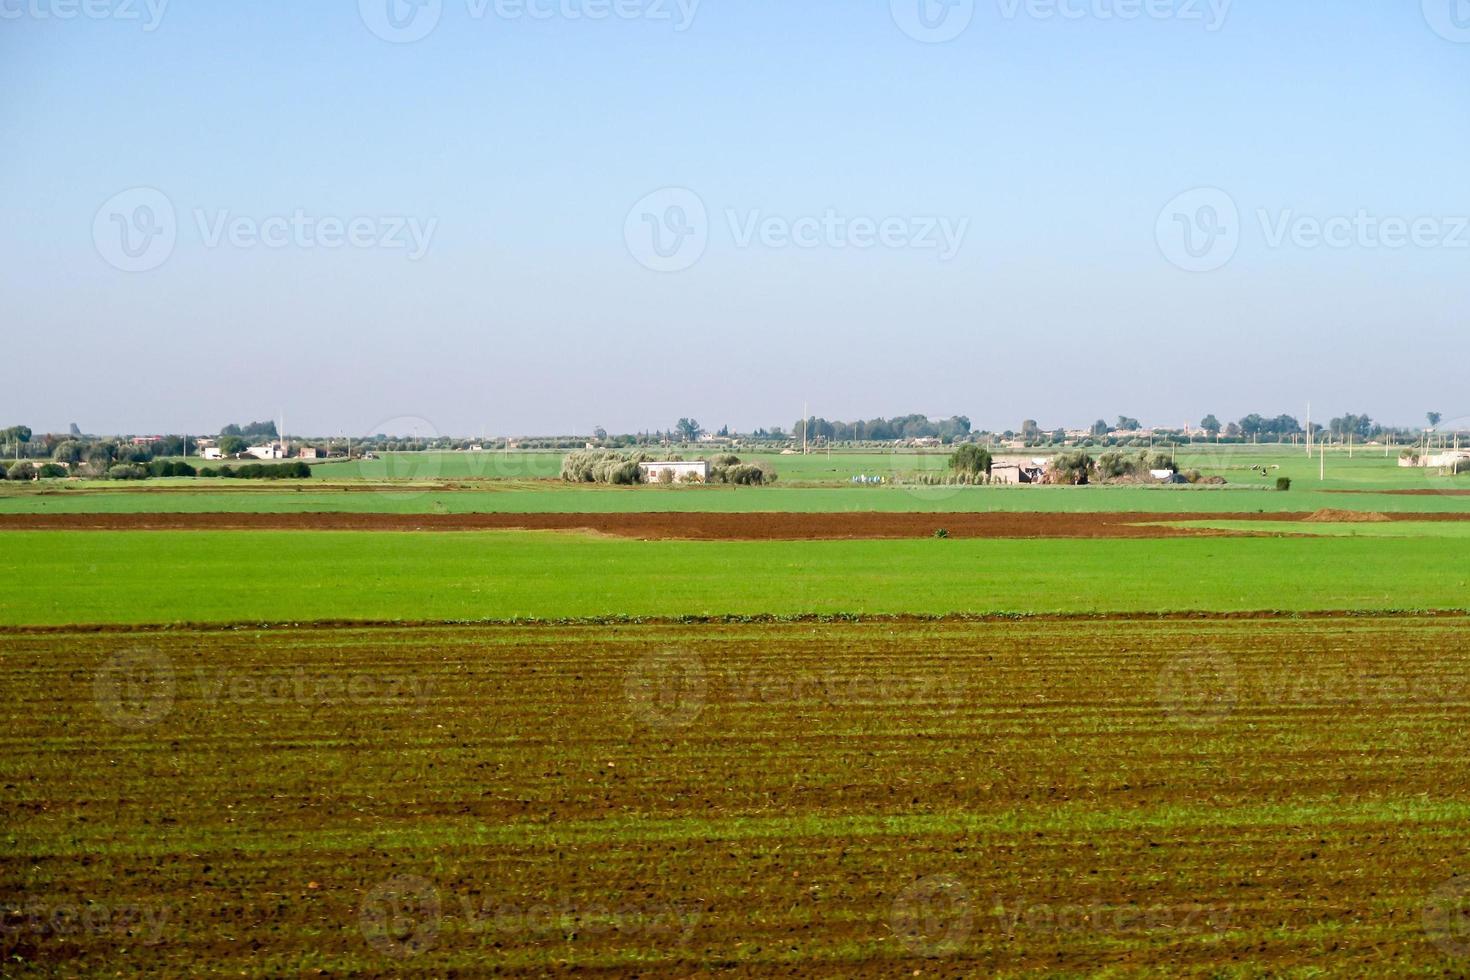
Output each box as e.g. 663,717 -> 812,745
244,443 -> 286,460
1401,451 -> 1469,469
990,456 -> 1047,485
201,447 -> 224,460
639,460 -> 710,484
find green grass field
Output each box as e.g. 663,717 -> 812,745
2,530 -> 1466,626
5,444 -> 1463,515
7,442 -> 1470,975
306,443 -> 1457,486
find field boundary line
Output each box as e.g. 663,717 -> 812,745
7,608 -> 1469,635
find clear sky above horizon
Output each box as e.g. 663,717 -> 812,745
4,0 -> 1468,437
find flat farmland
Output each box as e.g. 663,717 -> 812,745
5,617 -> 1470,975
3,530 -> 1470,626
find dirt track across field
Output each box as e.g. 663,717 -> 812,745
5,510 -> 1468,539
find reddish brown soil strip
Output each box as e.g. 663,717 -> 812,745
1302,508 -> 1392,523
5,509 -> 1469,539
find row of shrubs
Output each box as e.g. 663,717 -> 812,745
199,461 -> 312,479
0,459 -> 311,481
1047,450 -> 1232,486
0,461 -> 67,480
560,451 -> 777,486
911,472 -> 996,485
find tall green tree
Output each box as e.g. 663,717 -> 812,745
949,444 -> 992,476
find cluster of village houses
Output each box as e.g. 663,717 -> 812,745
188,439 -> 319,462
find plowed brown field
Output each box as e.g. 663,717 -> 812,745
5,510 -> 1466,538
4,617 -> 1470,975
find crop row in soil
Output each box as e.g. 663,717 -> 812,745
4,617 -> 1470,974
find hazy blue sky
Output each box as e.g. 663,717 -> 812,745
4,0 -> 1468,437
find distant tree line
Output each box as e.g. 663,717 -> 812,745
793,414 -> 972,443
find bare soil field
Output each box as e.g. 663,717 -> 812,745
4,617 -> 1470,975
5,509 -> 1468,538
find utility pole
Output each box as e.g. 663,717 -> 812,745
1305,402 -> 1312,458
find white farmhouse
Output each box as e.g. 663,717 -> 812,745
639,460 -> 710,484
243,443 -> 286,460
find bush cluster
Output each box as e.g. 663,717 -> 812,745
560,450 -> 650,485
147,460 -> 197,478
1047,450 -> 1094,485
1095,450 -> 1174,481
198,461 -> 312,480
707,456 -> 775,485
